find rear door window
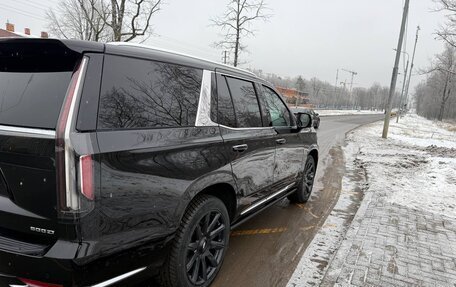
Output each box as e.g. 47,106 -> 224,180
214,74 -> 237,127
225,77 -> 262,128
98,55 -> 203,130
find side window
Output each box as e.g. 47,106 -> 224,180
215,74 -> 237,127
226,77 -> 262,128
98,55 -> 203,129
262,86 -> 291,127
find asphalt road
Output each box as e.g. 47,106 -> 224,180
211,114 -> 384,287
137,114 -> 383,287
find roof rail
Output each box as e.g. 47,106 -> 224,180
106,42 -> 257,77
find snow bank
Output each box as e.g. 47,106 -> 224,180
350,113 -> 456,218
315,109 -> 384,116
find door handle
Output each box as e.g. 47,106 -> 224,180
276,138 -> 286,145
232,144 -> 248,152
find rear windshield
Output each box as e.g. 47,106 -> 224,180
0,71 -> 73,129
0,40 -> 80,130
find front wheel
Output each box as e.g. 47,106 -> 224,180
288,156 -> 316,203
160,195 -> 230,287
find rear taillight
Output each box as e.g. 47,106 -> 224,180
18,278 -> 63,287
79,155 -> 94,200
55,57 -> 91,214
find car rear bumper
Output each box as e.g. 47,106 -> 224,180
0,237 -> 172,286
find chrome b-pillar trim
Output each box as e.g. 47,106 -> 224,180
195,70 -> 218,127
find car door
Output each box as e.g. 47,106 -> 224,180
214,72 -> 277,211
260,85 -> 306,190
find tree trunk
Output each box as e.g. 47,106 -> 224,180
234,0 -> 240,67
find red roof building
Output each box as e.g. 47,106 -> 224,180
275,86 -> 311,107
0,22 -> 48,38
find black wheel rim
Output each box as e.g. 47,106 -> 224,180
304,160 -> 316,195
186,210 -> 226,285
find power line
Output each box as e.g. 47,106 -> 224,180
1,4 -> 47,22
28,0 -> 57,7
8,0 -> 52,13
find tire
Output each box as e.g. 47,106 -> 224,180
288,156 -> 317,203
160,195 -> 230,287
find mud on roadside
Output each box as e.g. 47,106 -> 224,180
287,139 -> 369,287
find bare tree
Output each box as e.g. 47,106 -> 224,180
211,0 -> 271,67
47,0 -> 162,42
249,68 -> 390,110
46,0 -> 110,41
435,0 -> 456,46
101,0 -> 162,42
415,44 -> 456,121
422,44 -> 456,120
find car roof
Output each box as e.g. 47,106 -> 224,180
105,42 -> 258,79
1,38 -> 272,86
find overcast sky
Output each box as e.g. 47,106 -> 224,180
0,0 -> 448,90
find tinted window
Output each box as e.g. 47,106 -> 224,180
0,71 -> 72,129
262,86 -> 291,127
215,74 -> 236,127
226,77 -> 262,128
98,55 -> 203,129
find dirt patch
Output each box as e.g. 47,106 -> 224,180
422,145 -> 456,158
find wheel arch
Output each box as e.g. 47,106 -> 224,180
181,172 -> 239,224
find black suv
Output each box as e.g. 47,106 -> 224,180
0,38 -> 318,287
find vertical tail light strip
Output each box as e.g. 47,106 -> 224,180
56,57 -> 88,213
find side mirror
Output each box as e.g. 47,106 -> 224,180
315,113 -> 319,116
295,112 -> 312,129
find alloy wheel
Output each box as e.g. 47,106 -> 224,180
186,211 -> 227,285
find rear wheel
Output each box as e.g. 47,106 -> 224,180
160,195 -> 230,287
288,156 -> 316,203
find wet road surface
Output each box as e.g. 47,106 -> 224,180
137,114 -> 383,287
211,114 -> 383,287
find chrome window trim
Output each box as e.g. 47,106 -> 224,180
219,124 -> 273,131
240,183 -> 295,215
0,125 -> 55,139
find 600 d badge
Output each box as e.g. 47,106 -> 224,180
30,226 -> 55,235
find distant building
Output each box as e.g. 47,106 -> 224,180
275,86 -> 311,107
0,22 -> 48,38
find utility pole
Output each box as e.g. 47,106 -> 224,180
222,51 -> 228,64
403,26 -> 420,113
396,50 -> 410,123
334,69 -> 339,95
334,69 -> 339,109
382,0 -> 410,139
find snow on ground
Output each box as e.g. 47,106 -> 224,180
288,113 -> 456,286
315,109 -> 384,116
356,113 -> 456,218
